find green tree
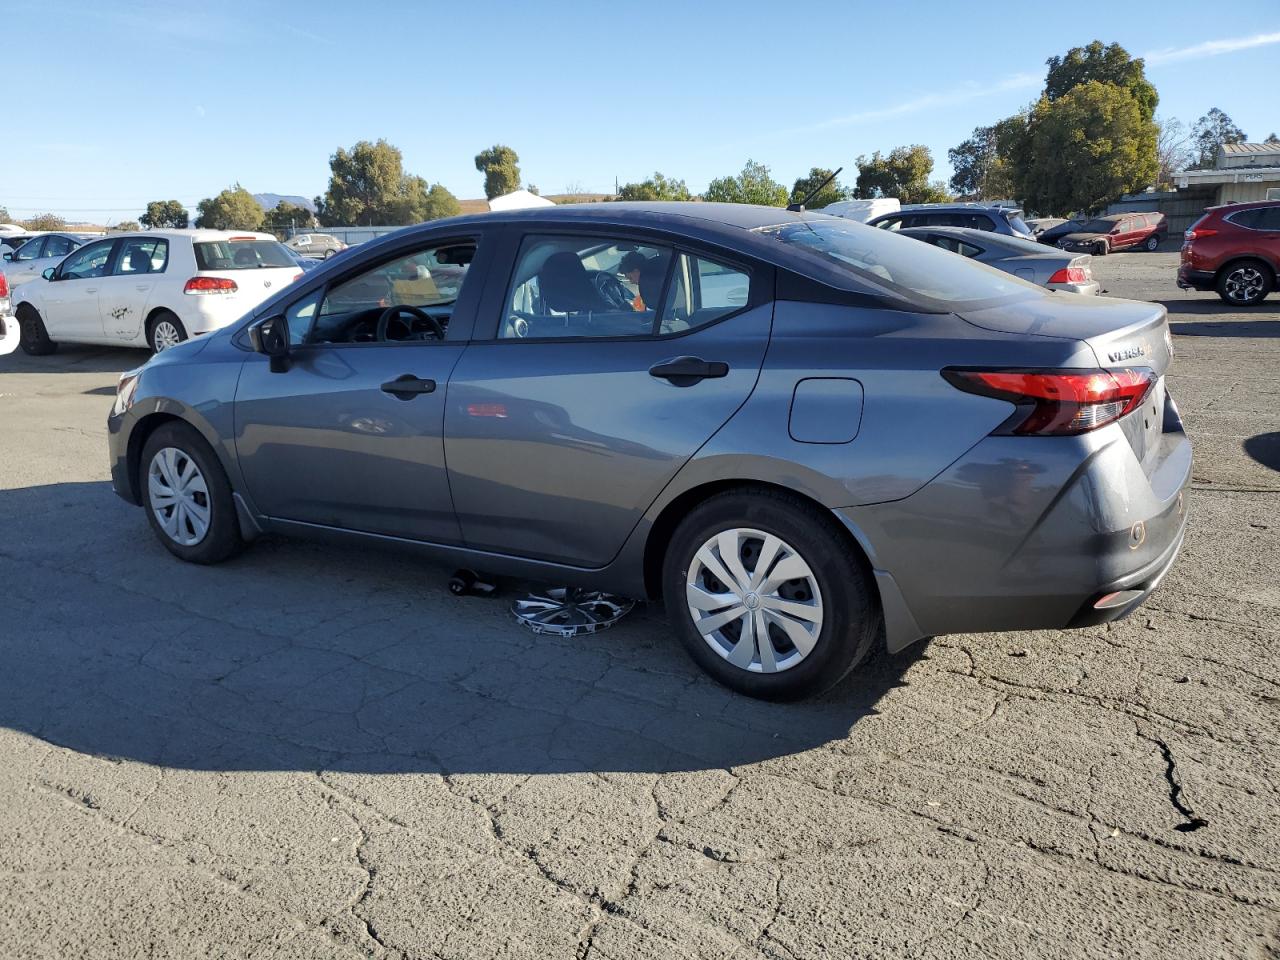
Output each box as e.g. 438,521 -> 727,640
22,213 -> 67,231
316,139 -> 454,225
262,201 -> 315,234
854,145 -> 952,204
1266,132 -> 1280,144
1012,81 -> 1158,215
617,172 -> 693,201
111,220 -> 141,232
788,167 -> 850,209
1045,40 -> 1157,122
703,160 -> 788,206
474,144 -> 521,200
948,116 -> 1026,198
1191,108 -> 1247,168
0,205 -> 10,222
194,185 -> 265,230
140,200 -> 189,229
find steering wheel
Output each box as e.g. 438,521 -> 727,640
375,304 -> 445,342
593,271 -> 636,311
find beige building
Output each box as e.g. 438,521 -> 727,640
1177,142 -> 1280,204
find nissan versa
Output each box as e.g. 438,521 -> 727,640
107,203 -> 1191,700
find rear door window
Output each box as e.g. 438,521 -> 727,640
659,254 -> 751,334
874,216 -> 905,231
114,238 -> 169,274
194,239 -> 294,270
43,236 -> 77,258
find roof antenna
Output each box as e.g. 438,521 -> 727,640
787,167 -> 842,213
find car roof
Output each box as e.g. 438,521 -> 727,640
1210,199 -> 1280,211
100,229 -> 279,242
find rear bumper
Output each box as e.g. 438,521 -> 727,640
0,310 -> 17,356
839,392 -> 1192,651
1048,280 -> 1101,296
1176,266 -> 1215,291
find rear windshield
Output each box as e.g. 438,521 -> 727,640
1005,213 -> 1031,234
758,218 -> 1039,309
194,239 -> 294,270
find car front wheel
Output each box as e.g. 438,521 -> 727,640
16,304 -> 57,355
140,422 -> 244,564
1144,235 -> 1160,251
663,489 -> 879,701
1217,260 -> 1273,306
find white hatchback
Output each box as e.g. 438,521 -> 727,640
11,229 -> 302,354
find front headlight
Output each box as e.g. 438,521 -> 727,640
113,369 -> 142,416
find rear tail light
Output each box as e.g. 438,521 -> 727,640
943,368 -> 1156,436
1048,266 -> 1090,284
184,276 -> 238,295
1184,227 -> 1217,241
0,272 -> 8,298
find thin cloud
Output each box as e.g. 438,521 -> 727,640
1144,30 -> 1280,65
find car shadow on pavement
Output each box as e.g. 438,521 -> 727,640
1243,432 -> 1280,472
0,481 -> 921,776
1169,319 -> 1280,338
2,345 -> 144,374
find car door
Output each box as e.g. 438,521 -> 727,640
40,238 -> 117,340
98,237 -> 169,343
233,231 -> 491,543
5,236 -> 53,286
443,229 -> 773,567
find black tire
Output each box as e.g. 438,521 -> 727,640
147,310 -> 188,353
1144,234 -> 1160,252
16,304 -> 57,355
1094,241 -> 1109,257
1216,259 -> 1273,307
662,489 -> 879,701
139,421 -> 244,564
324,248 -> 338,259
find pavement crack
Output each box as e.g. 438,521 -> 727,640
1136,726 -> 1210,833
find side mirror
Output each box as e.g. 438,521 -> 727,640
1,251 -> 10,262
42,267 -> 57,281
1109,228 -> 1121,235
249,315 -> 291,372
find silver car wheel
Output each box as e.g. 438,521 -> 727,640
1224,266 -> 1264,303
511,588 -> 634,636
685,527 -> 823,674
152,319 -> 182,352
147,447 -> 211,546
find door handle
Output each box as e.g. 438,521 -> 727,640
648,356 -> 729,386
381,374 -> 437,400
136,284 -> 149,291
85,288 -> 98,294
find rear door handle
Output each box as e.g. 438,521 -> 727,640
648,356 -> 729,386
381,374 -> 437,400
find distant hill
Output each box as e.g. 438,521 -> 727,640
253,193 -> 316,212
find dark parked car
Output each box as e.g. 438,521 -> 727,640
1035,218 -> 1086,246
1178,200 -> 1280,306
869,203 -> 1034,239
107,203 -> 1190,700
1056,213 -> 1167,255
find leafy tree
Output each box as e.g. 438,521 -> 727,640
112,221 -> 142,232
703,160 -> 788,206
140,200 -> 189,229
617,172 -> 693,201
474,144 -> 521,200
262,200 -> 315,233
1045,40 -> 1157,122
788,167 -> 850,209
1191,108 -> 1246,168
854,145 -> 952,204
1012,81 -> 1157,215
0,205 -> 10,222
1266,133 -> 1280,145
1155,117 -> 1194,185
526,184 -> 540,196
194,185 -> 265,230
947,116 -> 1025,198
315,140 -> 454,225
22,213 -> 67,231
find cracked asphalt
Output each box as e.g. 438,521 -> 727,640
0,252 -> 1277,959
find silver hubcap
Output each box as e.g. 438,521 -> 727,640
686,527 -> 823,674
1225,267 -> 1263,302
511,589 -> 634,636
147,447 -> 211,546
152,320 -> 182,352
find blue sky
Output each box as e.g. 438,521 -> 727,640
6,0 -> 1279,222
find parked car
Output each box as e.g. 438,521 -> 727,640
898,226 -> 1099,294
284,232 -> 346,259
1035,218 -> 1086,247
0,272 -> 15,356
1025,217 -> 1067,236
1056,213 -> 1167,255
1,232 -> 85,287
869,203 -> 1034,239
820,198 -> 901,224
286,249 -> 324,272
1177,200 -> 1280,306
13,230 -> 302,355
106,204 -> 1189,700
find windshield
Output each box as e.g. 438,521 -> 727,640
1080,219 -> 1117,234
757,218 -> 1040,309
1005,213 -> 1031,235
194,239 -> 294,270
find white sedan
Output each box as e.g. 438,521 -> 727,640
11,229 -> 303,354
1,233 -> 86,288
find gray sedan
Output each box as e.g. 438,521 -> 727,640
1,232 -> 85,288
899,226 -> 1100,295
107,204 -> 1188,700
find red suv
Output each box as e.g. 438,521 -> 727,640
1178,200 -> 1280,306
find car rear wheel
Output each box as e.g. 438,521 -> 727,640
1144,235 -> 1160,252
148,311 -> 187,353
140,422 -> 244,564
662,489 -> 879,701
16,304 -> 57,355
1217,260 -> 1273,306
324,248 -> 338,259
